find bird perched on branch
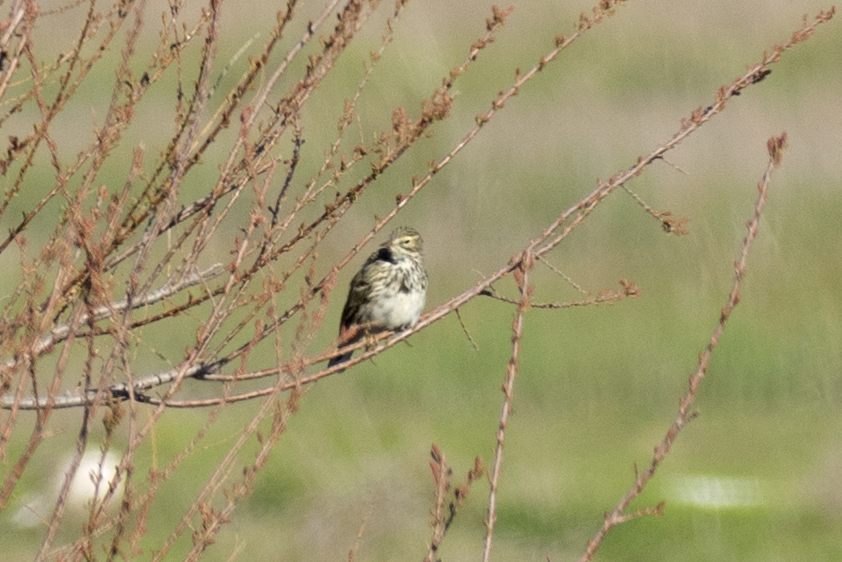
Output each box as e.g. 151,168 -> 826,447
329,227 -> 427,369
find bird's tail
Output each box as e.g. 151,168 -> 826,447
327,350 -> 353,370
329,325 -> 358,370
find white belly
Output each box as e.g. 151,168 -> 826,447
366,289 -> 425,330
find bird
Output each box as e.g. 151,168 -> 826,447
328,226 -> 427,369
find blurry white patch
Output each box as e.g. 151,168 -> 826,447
11,449 -> 123,528
57,450 -> 122,508
667,474 -> 764,508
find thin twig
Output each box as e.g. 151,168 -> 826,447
482,250 -> 533,562
481,280 -> 639,309
536,255 -> 588,295
455,308 -> 479,350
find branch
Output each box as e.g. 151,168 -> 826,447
0,6 -> 826,412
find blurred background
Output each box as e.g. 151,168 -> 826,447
2,0 -> 841,560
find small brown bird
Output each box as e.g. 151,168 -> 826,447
329,227 -> 427,369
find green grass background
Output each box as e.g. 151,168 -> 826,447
2,0 -> 841,560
